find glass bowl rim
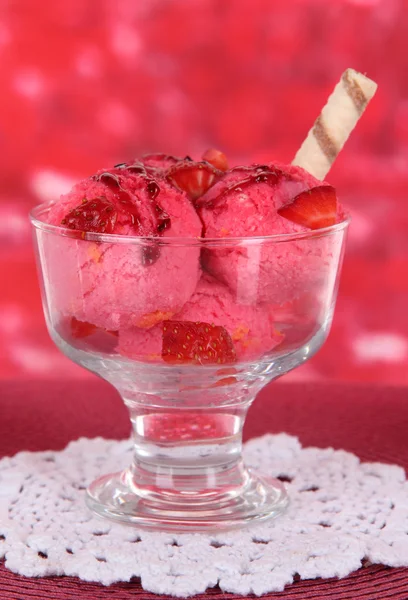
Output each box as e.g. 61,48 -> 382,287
30,202 -> 350,247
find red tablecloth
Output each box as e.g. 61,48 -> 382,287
1,379 -> 408,599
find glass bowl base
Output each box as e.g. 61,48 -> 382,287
86,468 -> 289,532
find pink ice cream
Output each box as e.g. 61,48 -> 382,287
45,161 -> 202,330
197,163 -> 343,305
42,150 -> 344,365
119,274 -> 283,362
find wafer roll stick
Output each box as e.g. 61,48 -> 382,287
292,69 -> 377,180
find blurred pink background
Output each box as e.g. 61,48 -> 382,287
2,0 -> 408,384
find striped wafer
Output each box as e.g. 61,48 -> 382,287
292,69 -> 378,180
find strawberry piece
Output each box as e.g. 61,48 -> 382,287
70,317 -> 98,338
167,161 -> 222,201
162,320 -> 237,365
57,317 -> 119,354
67,317 -> 119,340
202,148 -> 229,172
61,197 -> 117,234
277,185 -> 338,230
58,317 -> 119,353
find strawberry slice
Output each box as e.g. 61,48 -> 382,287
202,148 -> 229,172
167,161 -> 222,201
61,197 -> 117,234
67,317 -> 118,339
57,317 -> 119,353
162,320 -> 237,365
70,317 -> 97,338
277,185 -> 338,230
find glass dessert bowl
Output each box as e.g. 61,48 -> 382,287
31,204 -> 349,532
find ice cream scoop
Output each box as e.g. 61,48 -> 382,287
196,163 -> 342,305
46,162 -> 202,330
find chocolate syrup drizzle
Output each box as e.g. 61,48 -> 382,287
197,165 -> 287,210
92,163 -> 170,266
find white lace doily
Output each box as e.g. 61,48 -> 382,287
1,434 -> 408,597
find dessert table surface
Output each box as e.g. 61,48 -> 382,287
1,378 -> 408,599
